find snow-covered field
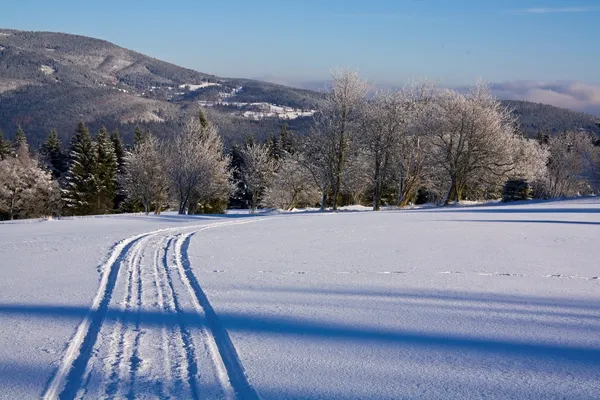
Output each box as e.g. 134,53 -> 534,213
1,199 -> 599,399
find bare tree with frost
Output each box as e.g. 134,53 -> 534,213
426,84 -> 521,203
544,131 -> 598,197
240,143 -> 277,213
262,154 -> 320,210
121,133 -> 169,215
167,116 -> 232,214
319,68 -> 368,210
0,133 -> 60,220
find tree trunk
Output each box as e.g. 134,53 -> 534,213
9,193 -> 15,220
333,120 -> 347,211
373,159 -> 381,211
456,183 -> 464,203
320,187 -> 327,211
444,180 -> 456,206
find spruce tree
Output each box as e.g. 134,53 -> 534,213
41,130 -> 68,179
110,129 -> 126,171
134,126 -> 146,146
14,126 -> 29,160
95,126 -> 117,214
0,129 -> 11,160
64,122 -> 98,215
199,109 -> 210,130
110,129 -> 127,210
266,133 -> 278,160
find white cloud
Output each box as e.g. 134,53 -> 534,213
517,7 -> 598,14
491,81 -> 600,115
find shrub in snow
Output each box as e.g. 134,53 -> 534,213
502,179 -> 532,202
261,156 -> 320,210
0,138 -> 61,220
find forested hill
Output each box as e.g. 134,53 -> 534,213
0,28 -> 597,147
0,29 -> 322,146
503,100 -> 600,136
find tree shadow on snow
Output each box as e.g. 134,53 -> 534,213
451,219 -> 600,226
1,288 -> 599,398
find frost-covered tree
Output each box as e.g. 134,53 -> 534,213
121,134 -> 168,214
167,116 -> 232,214
0,148 -> 60,220
360,84 -> 436,209
241,143 -> 277,213
63,122 -> 98,215
361,91 -> 402,209
426,84 -> 521,204
509,137 -> 549,196
302,116 -> 336,210
95,127 -> 117,213
318,69 -> 368,210
544,131 -> 598,197
262,155 -> 320,210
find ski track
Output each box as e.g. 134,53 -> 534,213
43,220 -> 262,400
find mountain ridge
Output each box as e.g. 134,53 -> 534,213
0,29 -> 598,146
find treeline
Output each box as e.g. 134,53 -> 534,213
234,70 -> 600,211
0,113 -> 230,220
1,70 -> 600,220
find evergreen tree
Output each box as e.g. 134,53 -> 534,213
63,122 -> 98,215
41,130 -> 68,179
14,126 -> 29,160
266,133 -> 278,160
110,129 -> 126,171
199,109 -> 210,130
95,126 -> 117,213
0,129 -> 11,160
244,134 -> 255,148
134,126 -> 146,146
279,123 -> 294,154
110,129 -> 127,210
229,143 -> 250,208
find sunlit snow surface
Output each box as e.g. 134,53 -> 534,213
1,198 -> 599,399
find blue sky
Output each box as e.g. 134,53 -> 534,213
0,0 -> 598,86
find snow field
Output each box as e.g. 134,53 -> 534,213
0,198 -> 599,399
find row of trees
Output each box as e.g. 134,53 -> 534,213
238,70 -> 600,211
1,69 -> 599,220
0,114 -> 232,220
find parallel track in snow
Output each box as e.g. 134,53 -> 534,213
43,220 -> 261,400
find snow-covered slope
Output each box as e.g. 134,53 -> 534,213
1,199 -> 599,399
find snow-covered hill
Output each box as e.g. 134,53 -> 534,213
0,199 -> 599,399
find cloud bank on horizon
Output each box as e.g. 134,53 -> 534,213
491,81 -> 600,116
259,76 -> 600,117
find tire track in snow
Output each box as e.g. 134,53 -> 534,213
149,236 -> 172,399
161,233 -> 202,399
175,231 -> 260,400
103,235 -> 146,398
43,218 -> 263,400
